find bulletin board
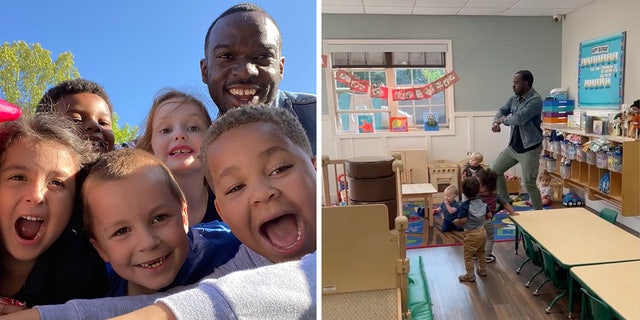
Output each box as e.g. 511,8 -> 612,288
577,31 -> 626,109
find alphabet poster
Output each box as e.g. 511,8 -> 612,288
577,32 -> 625,108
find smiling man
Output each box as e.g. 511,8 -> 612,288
200,3 -> 316,155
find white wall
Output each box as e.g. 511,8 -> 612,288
561,0 -> 640,230
561,0 -> 639,108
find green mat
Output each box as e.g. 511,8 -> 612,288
408,256 -> 434,320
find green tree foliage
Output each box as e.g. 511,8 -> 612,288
0,41 -> 138,144
112,113 -> 138,145
0,41 -> 78,110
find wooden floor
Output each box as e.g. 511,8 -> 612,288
407,241 -> 574,320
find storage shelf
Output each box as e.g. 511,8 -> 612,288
543,125 -> 639,144
542,128 -> 639,216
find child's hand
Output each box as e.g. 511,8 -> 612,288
434,207 -> 441,214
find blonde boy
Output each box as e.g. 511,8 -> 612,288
82,149 -> 239,296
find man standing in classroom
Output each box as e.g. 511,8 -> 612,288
490,70 -> 544,210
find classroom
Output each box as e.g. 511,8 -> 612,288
320,0 -> 640,319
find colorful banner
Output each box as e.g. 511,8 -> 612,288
370,84 -> 389,99
335,70 -> 357,86
392,88 -> 417,101
335,69 -> 460,100
350,80 -> 370,93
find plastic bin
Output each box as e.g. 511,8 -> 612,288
551,141 -> 561,154
596,151 -> 609,169
561,163 -> 571,179
586,150 -> 596,165
566,143 -> 576,160
575,147 -> 586,162
545,157 -> 557,172
608,149 -> 622,172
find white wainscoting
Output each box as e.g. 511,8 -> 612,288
322,112 -> 517,173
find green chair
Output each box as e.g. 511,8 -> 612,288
516,231 -> 545,288
598,208 -> 618,224
537,247 -> 568,313
580,287 -> 615,320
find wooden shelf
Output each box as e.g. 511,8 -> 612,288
542,128 -> 640,216
543,125 -> 639,144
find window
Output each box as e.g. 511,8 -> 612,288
323,40 -> 455,135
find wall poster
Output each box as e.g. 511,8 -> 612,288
577,31 -> 625,109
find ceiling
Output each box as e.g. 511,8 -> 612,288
322,0 -> 596,16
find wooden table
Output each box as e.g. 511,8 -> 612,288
570,261 -> 640,320
402,183 -> 437,227
510,208 -> 640,317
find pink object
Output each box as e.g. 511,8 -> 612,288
0,296 -> 26,307
0,98 -> 22,122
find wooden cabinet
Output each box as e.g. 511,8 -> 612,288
543,126 -> 639,216
389,149 -> 428,184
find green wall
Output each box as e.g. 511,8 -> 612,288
322,14 -> 562,114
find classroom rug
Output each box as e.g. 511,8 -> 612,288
404,195 -> 560,249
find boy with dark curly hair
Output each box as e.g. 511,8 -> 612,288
37,78 -> 115,153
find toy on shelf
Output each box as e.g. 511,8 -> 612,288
562,192 -> 584,207
627,101 -> 640,139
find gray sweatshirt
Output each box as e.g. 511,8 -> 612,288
35,246 -> 316,319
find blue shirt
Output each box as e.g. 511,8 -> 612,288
439,200 -> 460,222
105,221 -> 241,296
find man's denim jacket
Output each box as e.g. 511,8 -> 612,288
493,88 -> 543,149
275,90 -> 316,155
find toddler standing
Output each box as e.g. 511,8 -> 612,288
461,152 -> 484,179
454,177 -> 489,282
477,169 -> 518,264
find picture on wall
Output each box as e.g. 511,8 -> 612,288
357,115 -> 374,133
577,31 -> 626,108
389,116 -> 408,132
423,112 -> 439,131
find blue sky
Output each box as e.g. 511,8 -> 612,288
1,0 -> 317,128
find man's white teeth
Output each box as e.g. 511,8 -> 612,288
229,88 -> 257,96
139,256 -> 166,269
22,216 -> 43,221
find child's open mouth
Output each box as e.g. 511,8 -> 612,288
15,216 -> 44,241
260,214 -> 301,251
137,253 -> 170,269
